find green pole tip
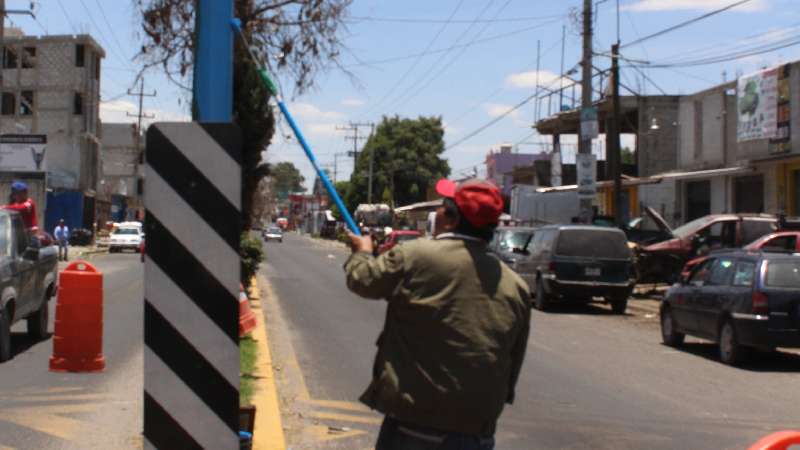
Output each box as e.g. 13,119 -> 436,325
258,69 -> 278,96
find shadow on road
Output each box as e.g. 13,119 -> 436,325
537,302 -> 630,317
666,342 -> 800,372
10,331 -> 51,359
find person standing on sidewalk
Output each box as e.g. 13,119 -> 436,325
54,219 -> 69,261
344,179 -> 531,450
4,181 -> 38,232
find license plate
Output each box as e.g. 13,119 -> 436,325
585,267 -> 601,277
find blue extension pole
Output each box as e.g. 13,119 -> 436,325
230,19 -> 361,236
194,0 -> 233,122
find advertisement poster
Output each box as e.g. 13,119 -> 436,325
0,134 -> 47,171
737,67 -> 779,142
576,153 -> 597,199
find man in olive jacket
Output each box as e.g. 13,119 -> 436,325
344,179 -> 531,450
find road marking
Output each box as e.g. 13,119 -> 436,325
258,274 -> 378,446
249,282 -> 287,450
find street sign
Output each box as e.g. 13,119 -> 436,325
580,107 -> 599,140
144,123 -> 241,449
576,153 -> 597,199
0,134 -> 47,171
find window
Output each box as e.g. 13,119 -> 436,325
12,216 -> 27,257
0,215 -> 12,259
765,260 -> 800,288
761,235 -> 797,252
3,46 -> 17,69
21,47 -> 35,69
1,92 -> 15,115
742,220 -> 777,245
76,44 -> 85,67
20,91 -> 33,116
689,258 -> 714,285
708,258 -> 736,286
73,92 -> 83,115
733,261 -> 756,287
555,229 -> 630,259
94,55 -> 100,80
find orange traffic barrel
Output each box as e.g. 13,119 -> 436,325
49,261 -> 105,372
748,431 -> 800,450
239,284 -> 257,337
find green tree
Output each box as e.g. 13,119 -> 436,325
621,147 -> 636,165
136,0 -> 351,230
329,180 -> 351,220
272,162 -> 305,199
350,116 -> 450,208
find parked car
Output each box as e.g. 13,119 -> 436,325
263,227 -> 283,243
0,210 -> 59,362
592,214 -> 672,245
517,225 -> 635,313
108,222 -> 144,253
681,230 -> 800,281
661,250 -> 800,365
488,226 -> 537,268
635,209 -> 778,283
68,228 -> 94,246
378,230 -> 421,255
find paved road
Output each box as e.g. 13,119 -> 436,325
0,253 -> 143,450
261,232 -> 800,450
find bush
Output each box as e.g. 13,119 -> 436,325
241,232 -> 264,289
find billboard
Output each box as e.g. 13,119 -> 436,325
0,134 -> 47,171
576,153 -> 597,200
737,67 -> 780,142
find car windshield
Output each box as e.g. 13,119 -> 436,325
765,260 -> 800,288
114,228 -> 139,235
555,229 -> 630,259
671,216 -> 715,239
497,230 -> 533,251
396,234 -> 419,242
268,228 -> 282,233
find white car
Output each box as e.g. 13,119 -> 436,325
263,227 -> 283,243
109,223 -> 144,253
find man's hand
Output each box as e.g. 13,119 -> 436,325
347,231 -> 374,254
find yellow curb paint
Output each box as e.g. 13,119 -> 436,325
251,282 -> 287,450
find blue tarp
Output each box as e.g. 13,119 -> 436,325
111,195 -> 127,223
45,191 -> 84,235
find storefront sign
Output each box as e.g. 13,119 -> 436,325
737,68 -> 780,142
0,134 -> 47,171
769,64 -> 791,154
576,153 -> 597,199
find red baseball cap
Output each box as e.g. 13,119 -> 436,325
435,179 -> 504,227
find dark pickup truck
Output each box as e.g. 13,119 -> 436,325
0,210 -> 59,362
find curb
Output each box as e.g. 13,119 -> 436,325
248,277 -> 287,450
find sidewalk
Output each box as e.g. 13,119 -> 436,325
68,245 -> 108,259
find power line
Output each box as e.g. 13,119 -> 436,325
55,0 -> 78,34
77,0 -> 134,70
621,0 -> 755,49
638,36 -> 800,68
356,0 -> 466,120
445,91 -> 538,151
347,14 -> 565,24
94,0 -> 135,69
345,20 -> 566,68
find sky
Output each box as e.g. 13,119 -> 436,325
8,0 -> 800,193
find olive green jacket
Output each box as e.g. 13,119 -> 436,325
344,235 -> 531,436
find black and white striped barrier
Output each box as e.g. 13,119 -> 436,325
143,123 -> 241,449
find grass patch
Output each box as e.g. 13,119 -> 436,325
240,335 -> 258,406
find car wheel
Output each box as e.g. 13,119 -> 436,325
534,278 -> 550,311
610,296 -> 628,314
719,318 -> 747,365
27,298 -> 49,340
660,306 -> 685,347
0,308 -> 11,362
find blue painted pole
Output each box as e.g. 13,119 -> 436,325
230,20 -> 361,236
194,0 -> 233,122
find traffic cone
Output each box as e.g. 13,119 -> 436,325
49,261 -> 105,372
748,431 -> 800,450
239,284 -> 257,337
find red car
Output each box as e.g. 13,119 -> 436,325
680,230 -> 800,281
378,230 -> 421,255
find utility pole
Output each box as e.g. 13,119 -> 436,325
578,0 -> 595,223
332,151 -> 349,183
337,122 -> 373,172
367,123 -> 376,203
610,42 -> 623,225
534,40 -> 540,122
127,77 -> 156,214
559,24 -> 566,110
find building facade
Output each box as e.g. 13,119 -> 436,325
100,123 -> 143,223
485,143 -> 549,197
